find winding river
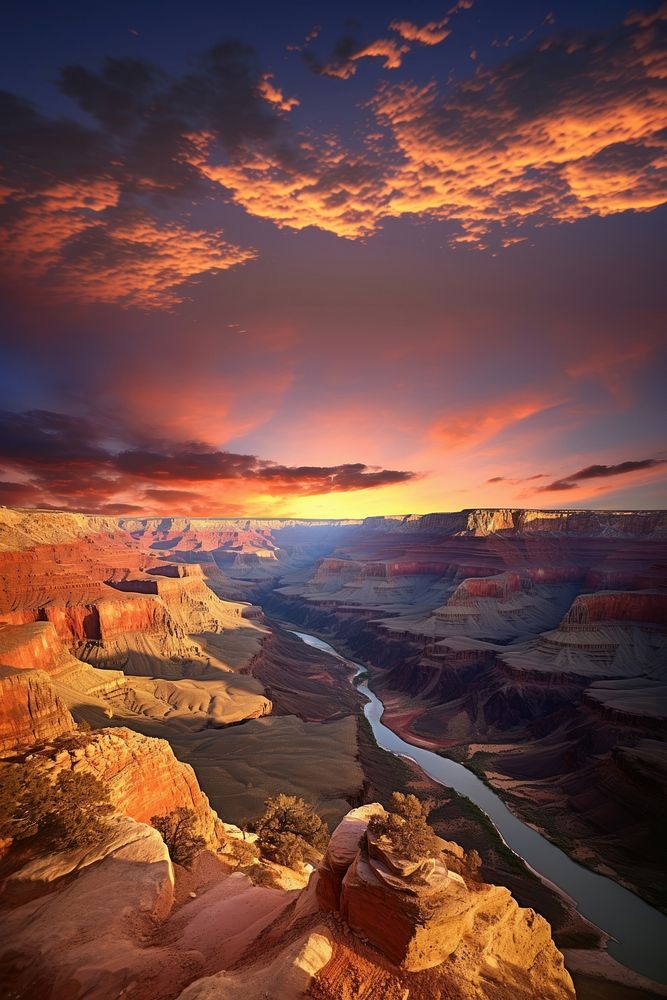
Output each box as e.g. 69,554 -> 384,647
292,629 -> 667,984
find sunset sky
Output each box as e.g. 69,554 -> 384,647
1,0 -> 665,517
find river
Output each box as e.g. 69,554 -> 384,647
291,629 -> 667,984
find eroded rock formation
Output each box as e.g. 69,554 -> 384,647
0,666 -> 75,751
315,804 -> 574,997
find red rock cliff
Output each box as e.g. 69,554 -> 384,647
0,667 -> 76,752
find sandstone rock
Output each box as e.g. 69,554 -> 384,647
316,805 -> 575,997
561,590 -> 667,628
176,926 -> 333,1000
0,666 -> 75,752
316,803 -> 386,911
341,845 -> 468,971
1,816 -> 178,1000
34,726 -> 221,845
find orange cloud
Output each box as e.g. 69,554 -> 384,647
192,134 -> 391,238
390,19 -> 451,46
195,7 -> 667,249
0,187 -> 256,308
0,178 -> 119,269
216,8 -> 667,248
370,9 -> 667,245
429,394 -> 564,451
257,73 -> 300,112
351,39 -> 410,70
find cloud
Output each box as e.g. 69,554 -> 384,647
2,4 -> 666,310
209,6 -> 667,247
257,73 -> 299,112
0,43 -> 280,307
537,458 -> 664,492
430,394 -> 563,451
0,408 -> 416,513
192,133 -> 392,238
390,19 -> 451,46
0,480 -> 39,505
0,195 -> 256,308
302,32 -> 411,78
371,7 -> 667,246
305,3 -> 473,78
487,472 -> 546,485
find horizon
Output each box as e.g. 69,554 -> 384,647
1,0 -> 666,517
4,503 -> 665,520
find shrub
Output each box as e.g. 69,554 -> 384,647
225,836 -> 260,871
0,762 -> 112,848
252,794 -> 329,868
367,791 -> 442,862
151,807 -> 206,867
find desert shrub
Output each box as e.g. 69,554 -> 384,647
0,762 -> 112,848
151,807 -> 206,867
248,864 -> 277,887
462,848 -> 483,880
251,794 -> 329,868
225,836 -> 260,870
367,791 -> 441,862
446,846 -> 484,882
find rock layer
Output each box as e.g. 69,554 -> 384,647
0,666 -> 75,752
316,804 -> 574,997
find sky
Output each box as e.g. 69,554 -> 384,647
0,0 -> 665,518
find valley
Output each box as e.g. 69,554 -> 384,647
1,505 -> 665,999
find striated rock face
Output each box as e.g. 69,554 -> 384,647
561,590 -> 667,628
0,620 -> 127,711
316,803 -> 384,911
409,509 -> 667,538
35,726 -> 220,845
449,571 -> 523,603
108,571 -> 255,635
0,667 -> 75,752
0,620 -> 71,672
316,805 -> 574,996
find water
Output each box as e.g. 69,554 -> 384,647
292,629 -> 667,983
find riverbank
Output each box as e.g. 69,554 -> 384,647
289,627 -> 667,987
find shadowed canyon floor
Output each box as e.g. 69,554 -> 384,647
1,506 -> 666,999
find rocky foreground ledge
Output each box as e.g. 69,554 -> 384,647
0,669 -> 574,1000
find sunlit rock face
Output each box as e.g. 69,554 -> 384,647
30,726 -> 221,845
0,666 -> 76,752
0,508 -> 272,728
316,805 -> 575,997
561,590 -> 667,627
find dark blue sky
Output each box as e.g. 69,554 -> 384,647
1,1 -> 665,516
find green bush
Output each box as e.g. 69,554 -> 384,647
252,794 -> 329,868
151,807 -> 206,867
0,762 -> 112,849
367,791 -> 442,862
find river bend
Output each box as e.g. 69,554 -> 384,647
292,629 -> 667,983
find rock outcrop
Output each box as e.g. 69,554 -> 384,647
315,805 -> 575,997
0,666 -> 75,752
2,816 -> 176,999
33,726 -> 221,845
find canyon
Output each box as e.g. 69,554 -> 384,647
0,505 -> 665,1000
